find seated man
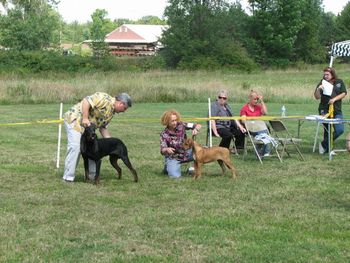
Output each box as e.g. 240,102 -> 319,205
210,90 -> 246,153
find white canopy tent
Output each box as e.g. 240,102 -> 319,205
329,40 -> 350,67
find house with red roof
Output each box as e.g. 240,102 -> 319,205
104,24 -> 168,56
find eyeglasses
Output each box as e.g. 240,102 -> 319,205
253,97 -> 259,100
218,96 -> 227,100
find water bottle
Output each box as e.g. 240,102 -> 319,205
281,105 -> 286,117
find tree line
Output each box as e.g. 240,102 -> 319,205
0,0 -> 349,72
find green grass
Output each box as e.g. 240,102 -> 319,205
1,65 -> 350,105
0,102 -> 349,262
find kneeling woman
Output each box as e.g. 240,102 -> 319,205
160,109 -> 201,178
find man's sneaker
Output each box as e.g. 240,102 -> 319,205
263,153 -> 270,157
319,142 -> 325,154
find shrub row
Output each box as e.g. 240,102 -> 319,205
0,50 -> 166,73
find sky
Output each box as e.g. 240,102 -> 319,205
57,0 -> 349,23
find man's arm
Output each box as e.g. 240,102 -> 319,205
99,127 -> 111,138
81,99 -> 91,127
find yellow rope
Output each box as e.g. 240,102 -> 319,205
0,119 -> 64,127
7,113 -> 347,127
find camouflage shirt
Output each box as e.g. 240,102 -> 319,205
64,92 -> 116,133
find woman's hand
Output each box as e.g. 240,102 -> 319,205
192,124 -> 202,136
164,147 -> 175,154
328,98 -> 336,104
239,126 -> 246,133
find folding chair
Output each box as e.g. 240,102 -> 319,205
268,120 -> 305,161
244,120 -> 282,164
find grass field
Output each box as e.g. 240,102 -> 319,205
1,65 -> 349,105
0,102 -> 349,262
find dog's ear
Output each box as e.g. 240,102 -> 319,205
187,138 -> 193,146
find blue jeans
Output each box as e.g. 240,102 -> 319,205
322,113 -> 344,152
251,130 -> 270,155
164,149 -> 193,178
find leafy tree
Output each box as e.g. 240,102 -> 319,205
113,18 -> 134,27
161,0 -> 256,70
336,2 -> 350,41
0,0 -> 60,50
89,9 -> 115,58
136,15 -> 166,25
247,0 -> 303,66
61,21 -> 90,44
293,0 -> 324,63
319,12 -> 338,46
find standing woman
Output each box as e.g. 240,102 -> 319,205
160,109 -> 201,178
314,67 -> 347,154
210,90 -> 246,152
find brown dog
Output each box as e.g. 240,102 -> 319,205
183,138 -> 237,179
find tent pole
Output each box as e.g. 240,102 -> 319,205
208,98 -> 212,147
329,56 -> 334,67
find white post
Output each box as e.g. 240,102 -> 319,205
329,56 -> 334,67
56,102 -> 63,169
208,98 -> 212,147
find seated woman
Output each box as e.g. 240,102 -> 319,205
210,90 -> 246,153
240,90 -> 270,156
160,109 -> 201,178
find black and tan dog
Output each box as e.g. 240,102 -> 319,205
183,138 -> 236,179
80,124 -> 138,184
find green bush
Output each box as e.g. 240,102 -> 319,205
0,50 -> 167,73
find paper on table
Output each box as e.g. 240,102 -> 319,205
305,115 -> 326,120
321,79 -> 333,96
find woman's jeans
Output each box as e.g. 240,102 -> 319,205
250,130 -> 270,155
164,149 -> 193,178
322,113 -> 344,152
